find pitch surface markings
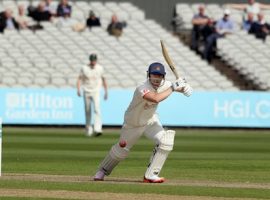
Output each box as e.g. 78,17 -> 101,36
2,173 -> 270,190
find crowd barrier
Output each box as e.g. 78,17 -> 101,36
0,88 -> 269,128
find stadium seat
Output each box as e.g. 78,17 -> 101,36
2,76 -> 17,86
0,1 -> 240,91
217,31 -> 270,90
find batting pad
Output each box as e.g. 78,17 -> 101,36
98,144 -> 129,175
159,130 -> 175,151
144,130 -> 175,179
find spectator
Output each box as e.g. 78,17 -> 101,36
227,0 -> 270,20
190,5 -> 210,53
249,13 -> 270,41
86,10 -> 101,29
16,5 -> 33,29
57,0 -> 72,18
107,14 -> 126,38
0,8 -> 19,33
28,1 -> 52,22
44,0 -> 57,16
203,9 -> 234,63
242,12 -> 254,31
77,54 -> 108,137
201,18 -> 216,43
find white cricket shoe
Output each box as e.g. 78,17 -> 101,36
93,170 -> 105,181
86,126 -> 93,137
143,175 -> 165,183
94,127 -> 103,137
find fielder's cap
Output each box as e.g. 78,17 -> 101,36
148,62 -> 166,75
89,53 -> 97,61
224,9 -> 231,15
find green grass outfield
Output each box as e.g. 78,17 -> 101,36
1,127 -> 270,199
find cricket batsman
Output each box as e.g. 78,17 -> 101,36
94,62 -> 192,183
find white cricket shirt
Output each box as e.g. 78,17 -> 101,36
124,80 -> 172,127
79,63 -> 104,93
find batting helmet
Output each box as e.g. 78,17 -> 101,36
147,62 -> 166,77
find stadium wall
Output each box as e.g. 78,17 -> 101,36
1,88 -> 270,128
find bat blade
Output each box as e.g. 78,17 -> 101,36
160,40 -> 180,79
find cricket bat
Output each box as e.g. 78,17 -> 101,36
160,40 -> 180,79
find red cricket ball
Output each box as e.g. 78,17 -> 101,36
119,140 -> 127,148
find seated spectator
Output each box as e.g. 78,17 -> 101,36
28,1 -> 52,22
249,13 -> 270,41
190,5 -> 210,53
203,9 -> 234,63
86,10 -> 101,29
107,14 -> 126,38
227,0 -> 270,20
16,5 -> 33,29
201,18 -> 216,44
57,0 -> 72,18
44,0 -> 57,16
242,12 -> 254,31
0,8 -> 19,33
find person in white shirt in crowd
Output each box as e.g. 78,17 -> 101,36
77,54 -> 108,137
227,0 -> 270,20
16,5 -> 33,29
93,62 -> 192,183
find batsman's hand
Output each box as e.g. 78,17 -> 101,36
182,84 -> 193,97
171,78 -> 193,97
171,78 -> 186,91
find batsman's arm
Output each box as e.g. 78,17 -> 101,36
143,87 -> 173,104
144,81 -> 192,103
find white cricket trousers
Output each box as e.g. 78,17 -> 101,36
96,115 -> 166,176
83,91 -> 102,132
121,117 -> 165,150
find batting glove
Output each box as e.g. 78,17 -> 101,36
183,84 -> 193,97
171,78 -> 186,91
